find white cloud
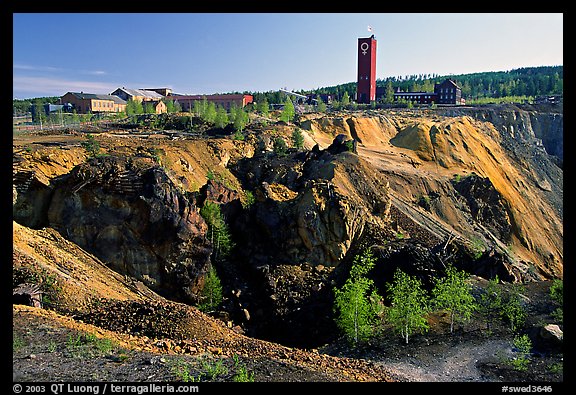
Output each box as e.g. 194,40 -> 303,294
13,64 -> 63,72
13,76 -> 119,98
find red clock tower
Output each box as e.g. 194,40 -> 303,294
357,35 -> 377,104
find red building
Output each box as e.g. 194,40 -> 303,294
357,35 -> 377,104
169,94 -> 253,112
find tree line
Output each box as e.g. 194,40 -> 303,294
247,65 -> 562,105
14,65 -> 562,117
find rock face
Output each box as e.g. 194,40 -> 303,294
46,155 -> 212,304
453,174 -> 512,244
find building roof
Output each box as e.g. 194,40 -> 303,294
436,79 -> 461,89
112,87 -> 164,99
170,94 -> 251,100
64,92 -> 126,103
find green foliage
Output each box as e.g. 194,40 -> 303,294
477,276 -> 503,331
198,266 -> 223,312
171,359 -> 201,382
204,102 -> 217,123
385,269 -> 430,344
384,80 -> 395,103
233,365 -> 255,382
549,279 -> 563,304
233,107 -> 249,132
257,98 -> 269,116
316,96 -> 327,112
143,102 -> 155,114
231,353 -> 254,381
163,99 -> 181,113
280,97 -> 295,123
81,134 -> 101,158
233,130 -> 245,141
200,200 -> 234,260
242,190 -> 255,209
345,140 -> 355,152
549,279 -> 563,323
201,359 -> 229,380
273,136 -> 288,156
206,169 -> 216,181
214,106 -> 229,129
13,332 -> 25,352
341,91 -> 350,107
126,99 -> 143,115
431,265 -> 476,333
417,194 -> 431,210
510,334 -> 532,371
469,237 -> 486,260
501,283 -> 528,332
333,249 -> 383,346
65,332 -> 120,358
291,128 -> 304,150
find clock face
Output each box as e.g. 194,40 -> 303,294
360,42 -> 369,55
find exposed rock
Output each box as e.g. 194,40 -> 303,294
45,155 -> 212,304
13,283 -> 43,308
539,324 -> 563,345
453,174 -> 512,244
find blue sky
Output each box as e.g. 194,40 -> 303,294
12,13 -> 563,99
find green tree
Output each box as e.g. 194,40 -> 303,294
342,91 -> 350,107
477,276 -> 503,331
233,106 -> 249,132
280,97 -> 295,123
501,283 -> 527,332
431,265 -> 476,333
164,99 -> 180,113
333,249 -> 382,345
200,200 -> 234,260
549,279 -> 563,323
203,102 -> 217,123
198,266 -> 223,312
81,134 -> 101,158
291,128 -> 304,150
257,98 -> 269,117
384,80 -> 395,103
143,102 -> 155,114
386,269 -> 430,344
273,136 -> 287,156
511,334 -> 532,371
126,99 -> 143,115
214,106 -> 228,129
193,100 -> 203,117
316,95 -> 327,112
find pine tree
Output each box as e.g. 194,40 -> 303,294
198,265 -> 223,312
291,128 -> 304,150
200,200 -> 234,260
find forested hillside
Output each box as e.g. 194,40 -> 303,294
251,65 -> 562,105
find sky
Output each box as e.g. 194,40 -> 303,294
12,13 -> 563,99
